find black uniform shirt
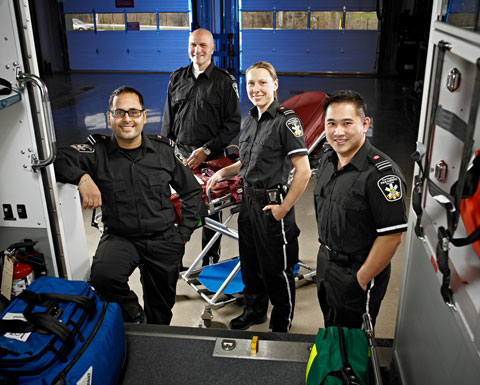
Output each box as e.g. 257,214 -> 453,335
314,139 -> 408,258
239,100 -> 308,189
161,62 -> 241,153
54,134 -> 202,241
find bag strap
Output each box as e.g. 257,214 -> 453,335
433,58 -> 480,307
18,290 -> 95,311
0,289 -> 95,342
319,327 -> 361,385
411,41 -> 451,239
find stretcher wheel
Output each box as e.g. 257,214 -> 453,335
200,307 -> 213,328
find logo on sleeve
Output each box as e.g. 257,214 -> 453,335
70,144 -> 94,153
286,117 -> 303,137
232,82 -> 239,98
377,175 -> 402,202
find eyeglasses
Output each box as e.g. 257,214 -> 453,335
110,109 -> 145,118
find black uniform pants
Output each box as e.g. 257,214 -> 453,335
238,192 -> 300,332
176,144 -> 222,265
202,211 -> 222,265
89,227 -> 185,325
316,244 -> 390,329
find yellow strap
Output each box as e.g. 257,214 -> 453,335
305,343 -> 318,384
250,336 -> 259,355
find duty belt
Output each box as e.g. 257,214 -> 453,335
243,181 -> 287,205
319,243 -> 364,266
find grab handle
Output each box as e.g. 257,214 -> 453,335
16,70 -> 57,170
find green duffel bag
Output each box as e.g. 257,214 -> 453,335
306,326 -> 369,385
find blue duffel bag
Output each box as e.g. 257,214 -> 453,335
0,276 -> 125,384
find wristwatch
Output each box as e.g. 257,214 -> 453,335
202,145 -> 211,156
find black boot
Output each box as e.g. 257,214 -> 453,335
229,307 -> 267,330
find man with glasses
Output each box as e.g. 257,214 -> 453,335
54,86 -> 203,325
162,28 -> 241,266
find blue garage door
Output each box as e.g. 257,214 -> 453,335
240,0 -> 379,73
62,0 -> 191,71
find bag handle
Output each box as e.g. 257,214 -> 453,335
18,290 -> 95,312
319,327 -> 361,385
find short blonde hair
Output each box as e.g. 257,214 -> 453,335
246,61 -> 278,99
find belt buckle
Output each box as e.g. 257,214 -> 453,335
265,188 -> 280,204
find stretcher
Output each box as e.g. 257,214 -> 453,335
177,91 -> 329,327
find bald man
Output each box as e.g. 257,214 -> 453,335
162,28 -> 241,266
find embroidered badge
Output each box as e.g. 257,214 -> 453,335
174,148 -> 188,166
232,82 -> 239,98
70,144 -> 94,153
286,117 -> 303,137
377,175 -> 402,202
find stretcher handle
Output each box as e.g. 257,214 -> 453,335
362,312 -> 383,385
16,70 -> 57,171
206,175 -> 239,203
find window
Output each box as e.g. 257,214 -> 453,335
158,13 -> 189,29
276,11 -> 307,30
96,13 -> 125,31
346,12 -> 378,30
242,12 -> 274,30
310,12 -> 343,30
126,13 -> 156,30
66,13 -> 94,31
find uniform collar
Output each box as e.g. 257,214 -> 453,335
249,99 -> 279,120
188,61 -> 215,79
106,133 -> 152,154
328,138 -> 371,171
346,139 -> 371,171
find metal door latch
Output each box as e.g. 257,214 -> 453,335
446,68 -> 461,92
435,160 -> 448,182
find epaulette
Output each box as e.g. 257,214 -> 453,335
86,134 -> 109,146
368,152 -> 392,172
278,106 -> 296,116
172,65 -> 189,75
150,134 -> 175,148
224,70 -> 238,84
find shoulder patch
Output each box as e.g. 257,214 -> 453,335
285,117 -> 304,137
174,146 -> 188,167
232,82 -> 239,98
71,144 -> 94,153
377,175 -> 402,202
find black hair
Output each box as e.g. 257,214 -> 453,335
108,86 -> 144,110
323,90 -> 367,120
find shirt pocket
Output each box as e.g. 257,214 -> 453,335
197,99 -> 221,130
254,138 -> 283,168
148,175 -> 168,210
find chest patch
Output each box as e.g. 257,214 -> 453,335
70,144 -> 94,153
377,175 -> 402,202
286,117 -> 303,137
174,147 -> 188,166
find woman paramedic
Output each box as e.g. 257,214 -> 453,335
206,61 -> 311,333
